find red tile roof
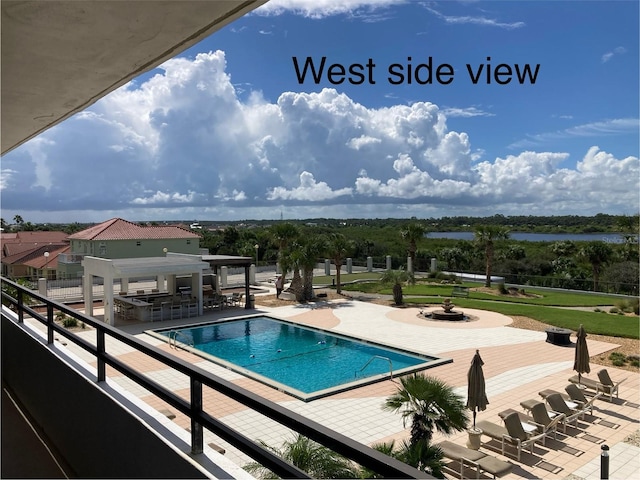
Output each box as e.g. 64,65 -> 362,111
68,218 -> 200,241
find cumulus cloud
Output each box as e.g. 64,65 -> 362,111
267,171 -> 352,200
1,50 -> 637,220
256,0 -> 404,19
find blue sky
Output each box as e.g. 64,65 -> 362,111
1,0 -> 638,223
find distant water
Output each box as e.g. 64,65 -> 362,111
426,232 -> 632,243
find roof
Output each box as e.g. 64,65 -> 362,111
82,255 -> 210,279
1,0 -> 267,154
3,243 -> 69,268
1,231 -> 70,258
201,254 -> 253,267
68,218 -> 200,241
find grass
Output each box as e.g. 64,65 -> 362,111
312,272 -> 382,285
336,275 -> 638,339
403,297 -> 639,339
342,280 -> 625,307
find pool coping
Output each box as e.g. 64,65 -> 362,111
145,313 -> 452,402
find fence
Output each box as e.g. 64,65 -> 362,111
1,277 -> 427,479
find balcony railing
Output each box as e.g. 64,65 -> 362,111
1,277 -> 429,479
57,253 -> 85,264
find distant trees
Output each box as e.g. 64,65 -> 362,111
579,241 -> 614,291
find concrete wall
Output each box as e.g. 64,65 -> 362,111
1,317 -> 208,479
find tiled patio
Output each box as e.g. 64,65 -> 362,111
31,291 -> 640,479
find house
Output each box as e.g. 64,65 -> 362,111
57,218 -> 202,278
1,231 -> 70,279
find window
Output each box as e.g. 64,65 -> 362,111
136,241 -> 141,246
187,240 -> 191,245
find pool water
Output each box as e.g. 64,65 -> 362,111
152,316 -> 449,401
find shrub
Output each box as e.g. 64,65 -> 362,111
612,358 -> 626,367
608,352 -> 626,361
609,307 -> 619,314
593,308 -> 602,313
498,283 -> 508,294
62,316 -> 78,328
630,359 -> 640,368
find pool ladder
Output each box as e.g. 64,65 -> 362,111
357,355 -> 397,383
169,330 -> 194,350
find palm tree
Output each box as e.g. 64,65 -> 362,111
243,434 -> 358,479
383,373 -> 468,446
366,440 -> 445,479
380,268 -> 413,305
474,225 -> 510,287
401,223 -> 427,273
286,236 -> 328,302
327,233 -> 353,294
270,222 -> 299,276
579,241 -> 614,291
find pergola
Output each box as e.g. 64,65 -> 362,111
82,253 -> 255,326
82,255 -> 210,325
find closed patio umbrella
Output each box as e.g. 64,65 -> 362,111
573,324 -> 590,385
466,349 -> 489,429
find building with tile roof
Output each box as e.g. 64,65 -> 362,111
1,231 -> 70,279
59,218 -> 203,278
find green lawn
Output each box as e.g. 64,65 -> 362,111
402,297 -> 639,339
343,281 -> 625,307
312,272 -> 382,285
338,279 -> 638,339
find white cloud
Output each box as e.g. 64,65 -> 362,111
441,107 -> 495,118
601,46 -> 627,63
2,50 -> 637,220
267,171 -> 352,200
424,6 -> 525,29
255,0 -> 405,19
509,118 -> 640,149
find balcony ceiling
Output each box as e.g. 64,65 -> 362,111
1,0 -> 266,155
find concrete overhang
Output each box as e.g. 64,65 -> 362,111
1,0 -> 267,155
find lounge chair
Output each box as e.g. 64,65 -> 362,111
545,393 -> 582,428
477,412 -> 545,461
538,389 -> 583,418
530,401 -> 566,438
568,369 -> 627,402
565,384 -> 602,415
438,440 -> 513,479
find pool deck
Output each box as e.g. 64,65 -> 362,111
28,286 -> 640,479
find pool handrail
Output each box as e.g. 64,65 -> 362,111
358,354 -> 397,382
1,277 -> 430,479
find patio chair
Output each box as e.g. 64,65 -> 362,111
477,412 -> 544,461
538,389 -> 582,418
597,369 -> 627,401
565,384 -> 602,416
545,393 -> 582,428
438,440 -> 513,479
569,369 -> 627,402
530,401 -> 566,438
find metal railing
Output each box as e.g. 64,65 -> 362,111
358,355 -> 396,382
0,277 -> 428,479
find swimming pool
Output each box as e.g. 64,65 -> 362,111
149,316 -> 451,401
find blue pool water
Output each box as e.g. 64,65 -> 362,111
153,316 -> 447,400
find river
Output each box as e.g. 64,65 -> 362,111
426,232 -> 632,243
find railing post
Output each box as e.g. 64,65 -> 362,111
601,444 -> 609,479
46,303 -> 54,344
97,329 -> 106,382
191,378 -> 204,454
17,288 -> 24,323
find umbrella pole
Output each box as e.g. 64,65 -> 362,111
473,410 -> 477,429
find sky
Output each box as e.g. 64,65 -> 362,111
1,0 -> 639,224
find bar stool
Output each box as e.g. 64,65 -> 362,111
170,301 -> 182,320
